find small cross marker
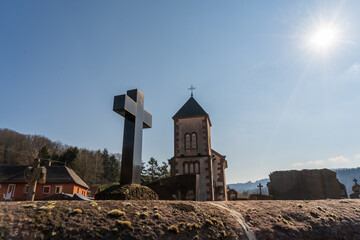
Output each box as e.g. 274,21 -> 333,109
188,84 -> 196,97
257,183 -> 263,195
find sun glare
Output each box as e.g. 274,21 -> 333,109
309,25 -> 339,50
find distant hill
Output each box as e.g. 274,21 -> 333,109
228,168 -> 360,197
227,178 -> 270,195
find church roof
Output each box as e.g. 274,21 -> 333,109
173,96 -> 209,119
0,165 -> 89,189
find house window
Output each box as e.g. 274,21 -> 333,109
54,185 -> 63,194
42,186 -> 51,194
24,185 -> 29,194
184,162 -> 189,174
191,133 -> 197,149
6,184 -> 16,198
77,188 -> 80,193
185,134 -> 191,149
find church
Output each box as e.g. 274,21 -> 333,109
169,93 -> 228,201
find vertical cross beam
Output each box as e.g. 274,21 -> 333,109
113,89 -> 152,185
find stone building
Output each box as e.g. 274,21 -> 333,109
267,169 -> 347,200
168,95 -> 227,201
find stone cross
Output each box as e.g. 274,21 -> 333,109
257,183 -> 263,195
113,89 -> 152,185
354,178 -> 358,185
24,158 -> 47,201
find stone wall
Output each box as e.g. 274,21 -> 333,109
146,174 -> 199,200
268,169 -> 348,200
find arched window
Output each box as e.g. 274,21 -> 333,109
191,133 -> 197,149
184,162 -> 189,174
185,134 -> 191,149
194,162 -> 200,174
189,163 -> 194,173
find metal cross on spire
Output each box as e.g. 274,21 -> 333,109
188,84 -> 196,97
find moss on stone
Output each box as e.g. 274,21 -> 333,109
116,220 -> 132,228
108,209 -> 125,217
72,209 -> 83,214
167,225 -> 179,234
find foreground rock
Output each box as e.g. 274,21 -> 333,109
1,199 -> 360,239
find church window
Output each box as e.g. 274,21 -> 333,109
189,163 -> 194,173
194,162 -> 200,174
191,133 -> 197,149
185,134 -> 191,149
184,162 -> 189,174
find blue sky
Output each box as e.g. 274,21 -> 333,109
1,1 -> 359,183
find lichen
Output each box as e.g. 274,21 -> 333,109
72,209 -> 82,214
140,212 -> 149,218
317,206 -> 326,212
310,210 -> 319,218
116,220 -> 132,228
168,225 -> 179,234
186,223 -> 201,231
205,219 -> 213,225
108,209 -> 125,217
23,204 -> 36,209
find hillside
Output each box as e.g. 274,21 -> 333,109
227,179 -> 270,195
0,128 -> 120,186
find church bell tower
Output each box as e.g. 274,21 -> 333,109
169,93 -> 215,201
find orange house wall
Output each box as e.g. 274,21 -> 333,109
0,182 -> 88,200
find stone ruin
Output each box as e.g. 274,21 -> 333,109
267,169 -> 347,200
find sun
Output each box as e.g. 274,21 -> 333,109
309,25 -> 339,50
